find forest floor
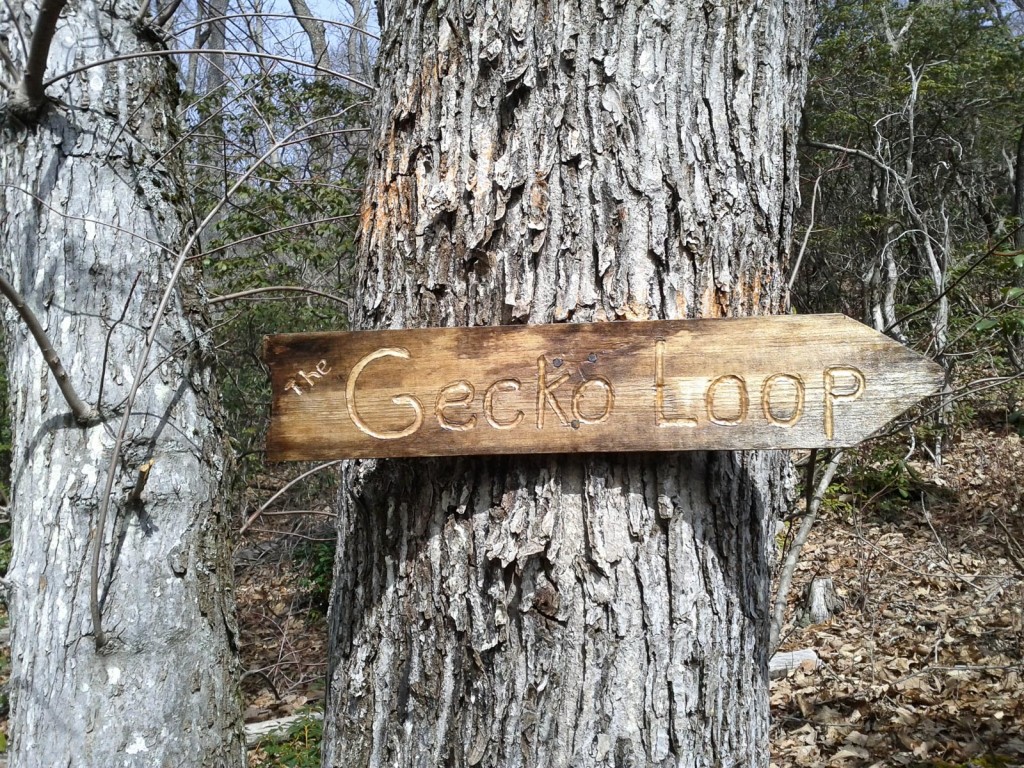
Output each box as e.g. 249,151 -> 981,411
0,426 -> 1020,767
769,427 -> 1024,767
234,424 -> 1024,767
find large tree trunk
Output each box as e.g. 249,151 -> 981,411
325,0 -> 810,764
0,2 -> 244,765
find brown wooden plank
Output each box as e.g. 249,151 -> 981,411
263,315 -> 944,461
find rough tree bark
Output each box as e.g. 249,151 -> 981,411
0,1 -> 243,765
325,0 -> 810,765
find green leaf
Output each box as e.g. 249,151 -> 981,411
974,318 -> 999,331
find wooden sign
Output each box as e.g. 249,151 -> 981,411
263,315 -> 944,461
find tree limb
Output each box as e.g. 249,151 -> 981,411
287,0 -> 330,68
44,47 -> 374,92
12,0 -> 67,116
804,138 -> 896,179
1013,122 -> 1024,250
169,13 -> 380,42
0,270 -> 99,425
208,285 -> 349,306
0,38 -> 18,91
239,460 -> 345,535
0,0 -> 30,57
154,0 -> 185,28
769,450 -> 844,653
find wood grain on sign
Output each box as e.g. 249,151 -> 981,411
263,315 -> 944,461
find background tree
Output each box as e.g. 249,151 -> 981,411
793,0 -> 1024,460
0,0 -> 244,764
324,0 -> 811,764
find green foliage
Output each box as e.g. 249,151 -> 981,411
798,0 -> 1024,324
186,71 -> 368,507
298,540 -> 335,616
795,0 -> 1024,443
252,714 -> 323,768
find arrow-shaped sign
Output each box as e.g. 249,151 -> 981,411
263,315 -> 944,461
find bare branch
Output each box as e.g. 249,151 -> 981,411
11,0 -> 67,116
45,47 -> 374,92
208,286 -> 349,306
885,224 -> 1024,334
170,13 -> 380,42
804,138 -> 897,179
788,174 -> 821,292
286,0 -> 329,67
133,0 -> 152,25
0,37 -> 18,89
1014,122 -> 1024,250
0,270 -> 98,425
188,214 -> 358,262
96,272 -> 142,412
0,183 -> 174,256
239,460 -> 345,535
0,0 -> 30,57
154,0 -> 186,29
769,450 -> 845,653
993,517 -> 1024,578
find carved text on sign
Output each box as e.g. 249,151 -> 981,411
264,316 -> 945,460
323,343 -> 865,441
284,359 -> 332,396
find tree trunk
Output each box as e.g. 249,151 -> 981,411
0,2 -> 244,765
1013,121 -> 1024,250
325,0 -> 810,765
288,0 -> 330,68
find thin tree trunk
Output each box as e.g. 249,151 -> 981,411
324,0 -> 810,765
0,1 -> 244,765
288,0 -> 330,67
1013,121 -> 1024,250
345,0 -> 372,80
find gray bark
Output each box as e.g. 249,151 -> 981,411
799,577 -> 840,626
325,0 -> 810,765
1013,121 -> 1023,249
288,0 -> 330,67
344,0 -> 373,80
0,1 -> 244,766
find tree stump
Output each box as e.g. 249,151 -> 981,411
799,577 -> 842,625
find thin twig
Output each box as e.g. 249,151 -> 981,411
256,509 -> 337,518
883,225 -> 1024,335
169,12 -> 380,41
245,528 -> 334,542
993,517 -> 1024,577
209,286 -> 349,306
0,270 -> 98,425
788,175 -> 822,292
804,138 -> 896,178
239,460 -> 344,535
188,214 -> 359,262
0,183 -> 173,256
96,272 -> 142,413
0,38 -> 18,91
44,47 -> 373,91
